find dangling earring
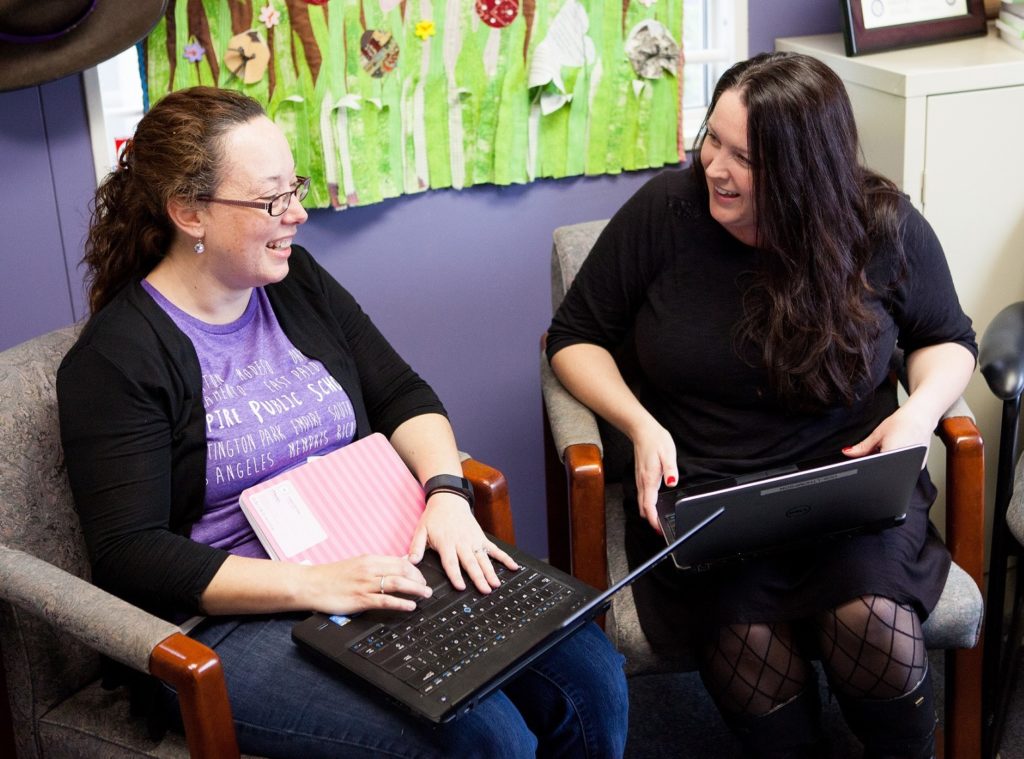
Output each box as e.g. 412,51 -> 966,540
194,238 -> 205,254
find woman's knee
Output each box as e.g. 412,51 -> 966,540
504,623 -> 629,757
437,693 -> 539,759
557,623 -> 629,719
699,622 -> 811,717
816,594 -> 927,699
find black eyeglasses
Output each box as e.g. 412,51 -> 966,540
198,176 -> 311,217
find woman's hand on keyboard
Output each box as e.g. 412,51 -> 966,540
308,554 -> 431,614
408,491 -> 518,594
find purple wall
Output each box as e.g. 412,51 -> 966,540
1,77 -> 93,345
748,1 -> 840,55
0,1 -> 842,557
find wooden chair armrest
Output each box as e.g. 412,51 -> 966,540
542,344 -> 606,573
564,443 -> 609,591
150,633 -> 240,758
0,546 -> 239,758
461,458 -> 515,544
937,415 -> 985,589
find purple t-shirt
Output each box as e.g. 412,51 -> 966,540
142,282 -> 357,557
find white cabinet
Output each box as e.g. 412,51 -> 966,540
776,28 -> 1024,535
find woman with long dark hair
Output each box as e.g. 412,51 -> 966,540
547,52 -> 975,758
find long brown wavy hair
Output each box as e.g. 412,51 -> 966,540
692,52 -> 904,409
83,86 -> 266,314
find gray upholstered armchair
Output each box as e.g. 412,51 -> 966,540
0,325 -> 515,758
541,220 -> 986,759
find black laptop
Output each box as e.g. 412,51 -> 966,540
291,506 -> 724,723
655,445 -> 927,572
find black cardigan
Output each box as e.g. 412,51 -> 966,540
58,246 -> 445,620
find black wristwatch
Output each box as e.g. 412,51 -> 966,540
423,474 -> 475,510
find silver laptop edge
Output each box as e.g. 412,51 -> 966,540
560,505 -> 725,629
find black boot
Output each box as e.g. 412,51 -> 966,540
834,667 -> 937,759
723,687 -> 827,759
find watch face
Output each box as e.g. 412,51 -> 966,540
224,29 -> 270,85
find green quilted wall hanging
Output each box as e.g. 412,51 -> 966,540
144,0 -> 684,209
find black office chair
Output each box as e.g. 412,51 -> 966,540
979,300 -> 1024,757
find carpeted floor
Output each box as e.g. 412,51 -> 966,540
624,647 -> 1024,758
625,667 -> 865,758
997,645 -> 1024,759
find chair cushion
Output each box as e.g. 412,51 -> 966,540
540,350 -> 603,459
603,488 -> 982,675
0,325 -> 108,754
38,681 -> 185,758
550,221 -> 608,310
921,561 -> 983,650
605,484 -> 698,676
39,680 -> 262,758
0,325 -> 83,568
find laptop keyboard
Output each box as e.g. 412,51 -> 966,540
349,563 -> 577,699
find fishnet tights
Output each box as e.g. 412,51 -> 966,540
699,622 -> 810,717
700,595 -> 927,717
815,594 -> 927,700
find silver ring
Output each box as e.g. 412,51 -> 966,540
379,575 -> 386,594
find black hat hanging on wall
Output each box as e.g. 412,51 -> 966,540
0,0 -> 167,92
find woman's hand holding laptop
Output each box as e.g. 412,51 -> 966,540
842,343 -> 975,467
629,417 -> 679,535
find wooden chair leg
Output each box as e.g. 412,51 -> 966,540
150,633 -> 240,759
544,409 -> 571,573
944,644 -> 983,759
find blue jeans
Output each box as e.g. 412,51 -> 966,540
161,615 -> 628,758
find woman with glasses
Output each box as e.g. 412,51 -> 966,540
56,86 -> 628,758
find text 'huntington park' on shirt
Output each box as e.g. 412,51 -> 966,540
142,281 -> 357,557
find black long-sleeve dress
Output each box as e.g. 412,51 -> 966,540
546,167 -> 976,637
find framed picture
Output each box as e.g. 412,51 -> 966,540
840,0 -> 988,56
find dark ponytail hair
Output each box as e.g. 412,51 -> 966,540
84,86 -> 265,314
692,52 -> 904,409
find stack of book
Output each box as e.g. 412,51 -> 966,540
997,1 -> 1024,51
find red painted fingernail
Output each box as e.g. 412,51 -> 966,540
842,447 -> 852,452
666,476 -> 677,486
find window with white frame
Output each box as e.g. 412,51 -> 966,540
84,1 -> 747,184
682,0 -> 748,148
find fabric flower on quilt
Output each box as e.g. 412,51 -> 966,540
476,0 -> 519,28
359,29 -> 400,77
625,19 -> 679,80
527,1 -> 596,115
414,20 -> 436,41
183,40 -> 206,63
260,4 -> 281,28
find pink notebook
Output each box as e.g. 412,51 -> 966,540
238,433 -> 425,564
